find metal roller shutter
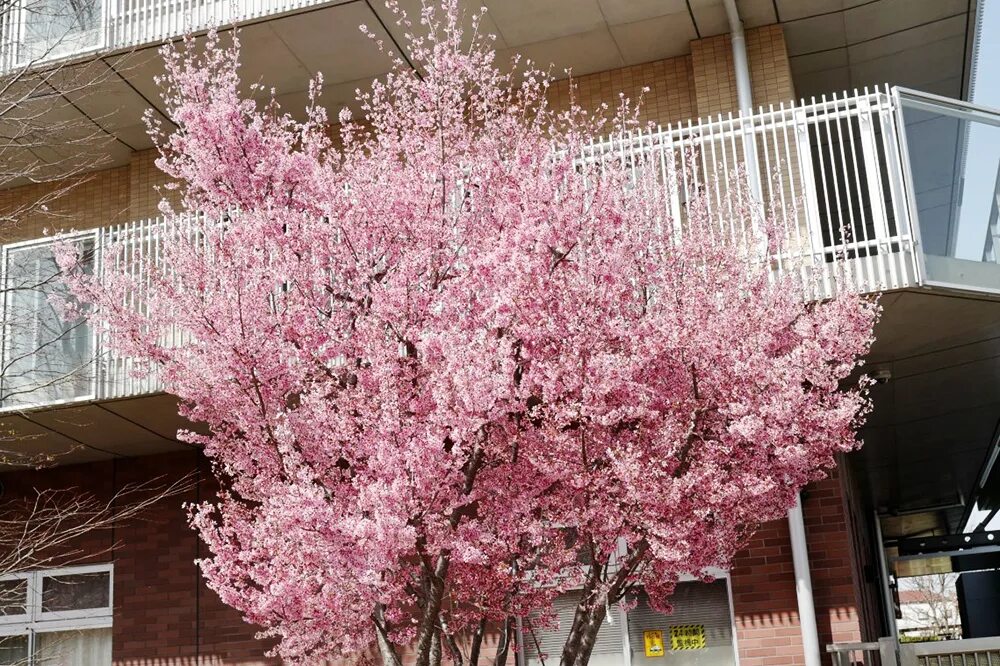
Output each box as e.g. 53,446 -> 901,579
523,591 -> 626,666
626,580 -> 737,666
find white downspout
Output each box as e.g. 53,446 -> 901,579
723,0 -> 753,113
722,0 -> 763,202
721,3 -> 821,663
788,495 -> 823,666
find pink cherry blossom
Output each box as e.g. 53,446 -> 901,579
61,2 -> 877,664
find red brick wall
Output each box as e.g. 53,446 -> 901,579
1,451 -> 275,666
730,470 -> 866,666
805,471 -> 865,647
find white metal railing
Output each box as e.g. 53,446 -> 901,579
900,637 -> 1000,666
0,0 -> 340,72
828,639 -> 898,666
584,84 -> 920,301
0,86 -> 954,410
831,637 -> 1000,666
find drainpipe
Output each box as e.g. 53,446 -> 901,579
720,4 -> 822,662
722,0 -> 763,202
788,494 -> 823,666
723,0 -> 753,113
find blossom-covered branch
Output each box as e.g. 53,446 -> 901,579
61,2 -> 878,664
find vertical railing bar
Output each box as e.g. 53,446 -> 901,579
797,98 -> 831,297
706,114 -> 724,236
822,91 -> 854,288
812,95 -> 839,290
832,90 -> 866,290
848,91 -> 881,291
760,106 -> 783,275
776,102 -> 805,290
724,111 -> 739,238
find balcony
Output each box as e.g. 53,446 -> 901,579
1,86 -> 999,461
0,0 -> 344,70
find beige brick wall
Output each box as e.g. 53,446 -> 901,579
0,148 -> 174,244
128,148 -> 176,220
0,166 -> 130,243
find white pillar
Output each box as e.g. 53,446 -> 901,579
723,1 -> 819,657
788,494 -> 822,666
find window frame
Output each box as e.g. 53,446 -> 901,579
0,229 -> 101,411
0,563 -> 113,638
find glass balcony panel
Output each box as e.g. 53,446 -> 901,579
899,93 -> 1000,292
1,237 -> 95,408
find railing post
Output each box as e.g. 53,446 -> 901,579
879,637 -> 899,666
856,95 -> 896,290
897,643 -> 918,666
793,107 -> 829,295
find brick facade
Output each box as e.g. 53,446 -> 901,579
3,451 -> 866,665
1,452 -> 275,666
730,470 -> 867,666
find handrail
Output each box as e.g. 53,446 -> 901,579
0,87 -> 928,411
906,636 -> 1000,656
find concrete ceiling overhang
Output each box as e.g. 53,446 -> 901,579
11,0 -> 974,176
0,393 -> 197,470
853,289 -> 1000,531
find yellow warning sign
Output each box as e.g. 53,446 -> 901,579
669,625 -> 706,651
643,630 -> 664,657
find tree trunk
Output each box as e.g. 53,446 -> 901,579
559,593 -> 609,666
493,617 -> 516,666
468,618 -> 486,666
413,557 -> 449,666
429,628 -> 442,666
373,606 -> 403,666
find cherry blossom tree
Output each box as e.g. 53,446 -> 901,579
61,2 -> 878,664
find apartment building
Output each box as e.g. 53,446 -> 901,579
0,0 -> 997,665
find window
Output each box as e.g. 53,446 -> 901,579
521,575 -> 738,666
20,0 -> 103,64
1,234 -> 96,409
0,564 -> 112,666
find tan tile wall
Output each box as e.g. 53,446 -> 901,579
0,148 -> 175,244
0,166 -> 130,243
547,55 -> 697,129
128,148 -> 177,220
691,24 -> 796,118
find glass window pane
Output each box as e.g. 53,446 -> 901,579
0,579 -> 27,616
1,238 -> 95,408
41,572 -> 110,613
22,0 -> 103,63
35,627 -> 111,666
0,635 -> 28,666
